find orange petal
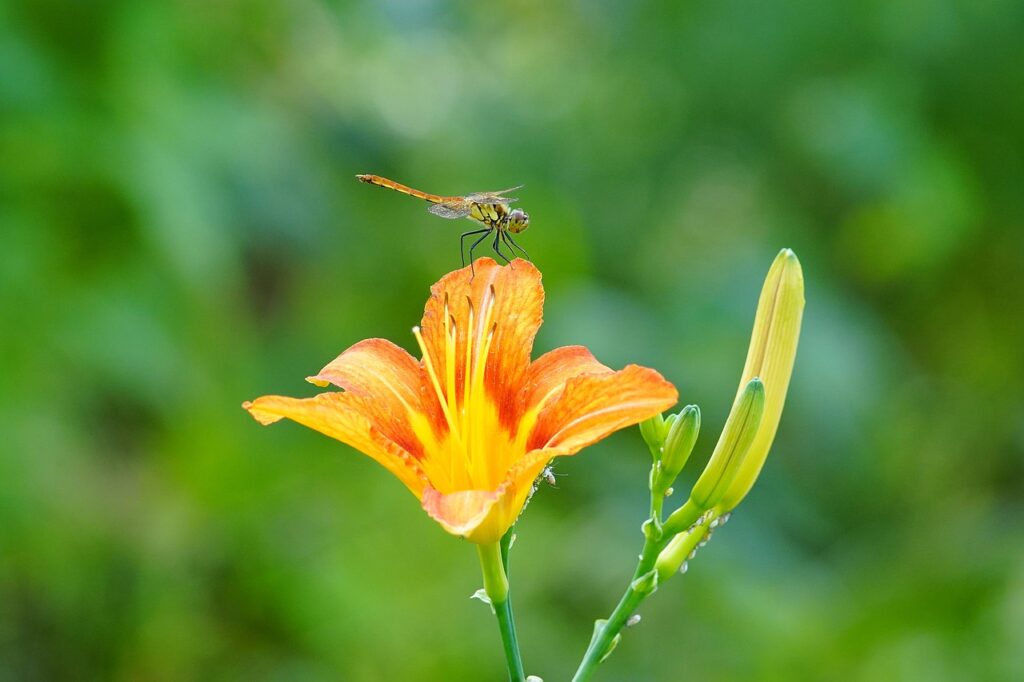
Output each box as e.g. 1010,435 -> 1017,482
527,365 -> 678,452
307,338 -> 428,458
420,258 -> 544,427
243,393 -> 427,497
422,442 -> 584,543
421,486 -> 506,542
522,345 -> 611,414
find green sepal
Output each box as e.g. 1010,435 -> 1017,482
590,619 -> 623,663
631,569 -> 659,596
641,517 -> 663,542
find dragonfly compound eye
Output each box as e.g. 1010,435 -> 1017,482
508,208 -> 530,233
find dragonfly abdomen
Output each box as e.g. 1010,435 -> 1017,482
356,174 -> 448,204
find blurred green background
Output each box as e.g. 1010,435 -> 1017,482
2,1 -> 1023,680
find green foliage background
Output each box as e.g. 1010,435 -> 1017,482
2,1 -> 1023,680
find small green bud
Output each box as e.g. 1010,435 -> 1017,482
661,405 -> 700,480
689,378 -> 765,510
639,413 -> 666,461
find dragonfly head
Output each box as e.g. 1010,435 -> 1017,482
507,208 -> 530,233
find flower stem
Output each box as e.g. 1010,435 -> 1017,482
477,540 -> 525,682
649,490 -> 665,524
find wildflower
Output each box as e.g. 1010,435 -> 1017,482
244,259 -> 677,544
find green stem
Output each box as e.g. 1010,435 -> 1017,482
649,489 -> 665,523
494,597 -> 525,682
572,580 -> 646,682
478,541 -> 525,682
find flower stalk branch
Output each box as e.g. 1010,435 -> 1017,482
572,249 -> 804,680
572,484 -> 705,681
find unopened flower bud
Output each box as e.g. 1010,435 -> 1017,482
689,378 -> 765,510
661,404 -> 700,481
719,249 -> 804,510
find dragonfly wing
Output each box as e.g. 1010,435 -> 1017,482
466,192 -> 519,205
428,202 -> 471,219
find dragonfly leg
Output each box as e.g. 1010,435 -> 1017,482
502,231 -> 531,261
492,231 -> 512,266
467,229 -> 493,277
460,228 -> 491,269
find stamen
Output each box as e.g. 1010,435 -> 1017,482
472,285 -> 497,374
443,296 -> 458,426
475,323 -> 498,397
463,297 -> 475,410
464,285 -> 498,486
412,326 -> 458,436
466,319 -> 497,483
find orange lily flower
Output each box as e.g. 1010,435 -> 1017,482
244,259 -> 678,544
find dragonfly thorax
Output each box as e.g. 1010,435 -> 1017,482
469,203 -> 529,234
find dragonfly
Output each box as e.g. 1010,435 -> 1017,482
356,174 -> 530,270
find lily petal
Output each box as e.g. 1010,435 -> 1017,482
421,486 -> 506,541
421,447 -> 554,544
420,258 -> 544,424
423,441 -> 587,544
522,345 -> 611,414
528,365 -> 678,452
307,338 -> 428,458
243,393 -> 428,496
